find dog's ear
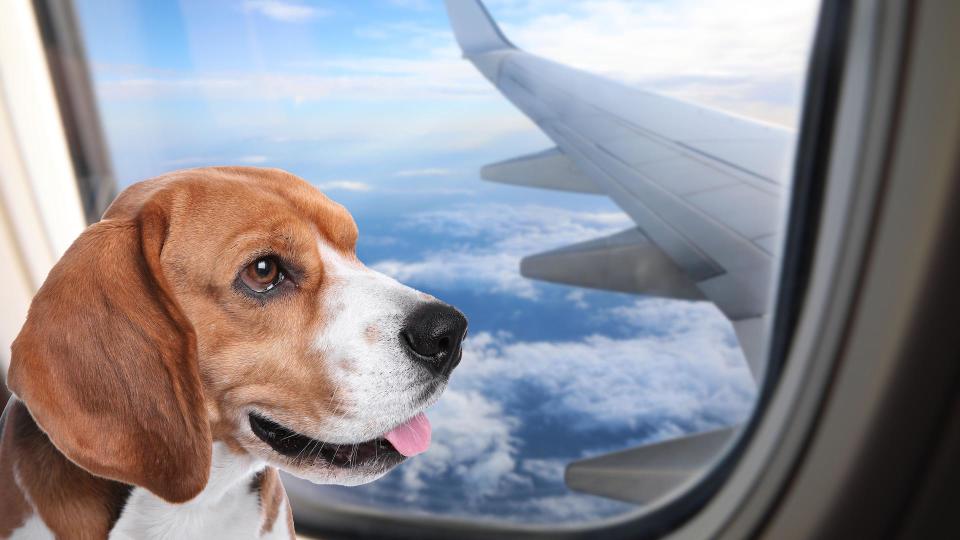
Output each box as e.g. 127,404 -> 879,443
8,194 -> 211,503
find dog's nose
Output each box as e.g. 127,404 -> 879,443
401,302 -> 468,377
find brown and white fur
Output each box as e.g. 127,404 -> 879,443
0,167 -> 466,539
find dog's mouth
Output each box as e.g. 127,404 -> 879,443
248,412 -> 431,470
248,413 -> 399,469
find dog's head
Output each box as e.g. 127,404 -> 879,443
7,167 -> 466,502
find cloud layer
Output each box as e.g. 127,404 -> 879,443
315,180 -> 373,192
492,0 -> 818,124
241,0 -> 329,23
372,203 -> 632,299
95,0 -> 817,126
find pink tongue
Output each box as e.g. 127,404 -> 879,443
384,413 -> 431,457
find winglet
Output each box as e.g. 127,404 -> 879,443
444,0 -> 516,55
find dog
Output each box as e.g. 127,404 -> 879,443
0,167 -> 467,539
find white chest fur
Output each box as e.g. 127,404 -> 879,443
108,443 -> 285,540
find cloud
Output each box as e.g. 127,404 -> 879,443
396,390 -> 524,499
162,156 -> 217,167
159,154 -> 269,168
386,0 -> 431,11
377,251 -> 537,297
565,289 -> 589,309
238,154 -> 269,164
354,21 -> 448,45
93,60 -> 535,159
316,180 -> 373,192
94,53 -> 492,102
394,168 -> 453,177
489,0 -> 819,126
457,310 -> 753,436
241,1 -> 329,23
371,203 -> 631,299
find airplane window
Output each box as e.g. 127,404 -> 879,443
65,0 -> 819,530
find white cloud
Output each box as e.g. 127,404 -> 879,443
398,390 -> 524,499
162,156 -> 217,167
372,203 -> 631,299
354,21 -> 448,45
520,458 -> 566,482
159,154 -> 269,168
386,0 -> 431,11
513,493 -> 632,522
565,289 -> 589,309
316,180 -> 373,192
241,0 -> 329,23
378,250 -> 538,297
457,318 -> 752,435
95,61 -> 534,163
95,54 -> 491,102
394,168 -> 453,177
491,0 -> 820,126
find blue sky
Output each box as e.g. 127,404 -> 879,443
75,0 -> 816,525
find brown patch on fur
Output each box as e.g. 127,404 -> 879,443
0,399 -> 132,538
285,503 -> 296,539
0,399 -> 31,537
365,324 -> 380,345
129,168 -> 356,457
253,467 -> 294,537
217,433 -> 250,456
337,357 -> 359,374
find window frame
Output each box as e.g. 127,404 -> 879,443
32,0 -> 117,223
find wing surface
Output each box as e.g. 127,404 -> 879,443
447,0 -> 793,376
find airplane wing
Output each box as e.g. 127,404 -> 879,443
446,0 -> 793,377
445,0 -> 793,506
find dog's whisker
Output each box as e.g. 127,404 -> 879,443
291,380 -> 345,465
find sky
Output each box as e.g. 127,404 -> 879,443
75,0 -> 818,526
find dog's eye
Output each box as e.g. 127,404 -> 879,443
241,256 -> 285,293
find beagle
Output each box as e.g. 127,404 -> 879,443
0,167 -> 467,539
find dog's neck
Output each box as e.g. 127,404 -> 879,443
110,443 -> 288,540
0,399 -> 293,539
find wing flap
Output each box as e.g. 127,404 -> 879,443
565,427 -> 738,504
481,147 -> 602,194
520,228 -> 705,300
